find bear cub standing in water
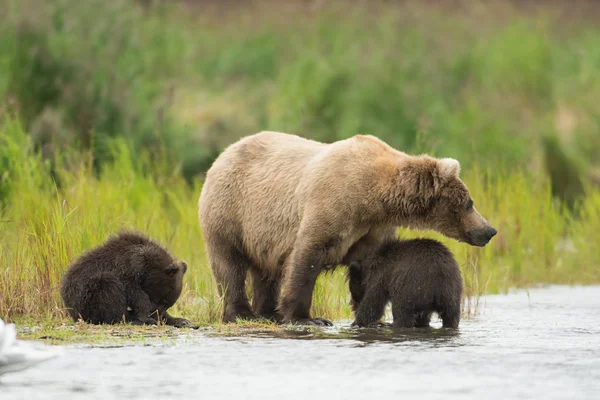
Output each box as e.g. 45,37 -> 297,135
348,238 -> 462,328
60,231 -> 191,327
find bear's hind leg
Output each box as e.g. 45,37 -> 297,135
391,306 -> 416,328
207,237 -> 256,323
250,269 -> 281,322
440,305 -> 461,329
84,272 -> 127,325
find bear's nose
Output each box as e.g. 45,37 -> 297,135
466,227 -> 497,247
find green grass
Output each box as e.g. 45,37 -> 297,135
1,117 -> 599,338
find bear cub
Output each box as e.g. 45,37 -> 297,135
348,238 -> 463,329
60,231 -> 191,327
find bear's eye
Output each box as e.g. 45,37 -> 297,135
466,199 -> 474,211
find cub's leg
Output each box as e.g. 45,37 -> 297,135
250,269 -> 281,322
414,311 -> 432,328
440,304 -> 461,329
127,291 -> 192,328
83,272 -> 128,325
391,304 -> 416,328
347,264 -> 365,313
205,234 -> 256,323
352,287 -> 389,328
127,284 -> 163,325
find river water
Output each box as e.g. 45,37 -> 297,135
2,285 -> 600,400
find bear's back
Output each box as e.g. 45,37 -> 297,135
198,131 -> 408,274
199,132 -> 332,271
64,232 -> 158,280
378,238 -> 460,290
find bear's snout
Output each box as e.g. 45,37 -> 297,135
465,226 -> 497,247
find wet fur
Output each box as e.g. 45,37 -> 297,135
60,231 -> 190,327
348,238 -> 463,329
198,131 -> 493,325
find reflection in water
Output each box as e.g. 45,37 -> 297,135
1,285 -> 600,400
229,324 -> 462,347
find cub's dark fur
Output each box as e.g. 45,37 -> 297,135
60,231 -> 190,327
348,238 -> 462,328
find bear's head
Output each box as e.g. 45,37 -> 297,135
393,155 -> 497,247
136,244 -> 187,310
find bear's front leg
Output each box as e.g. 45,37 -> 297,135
126,285 -> 161,326
347,263 -> 365,313
277,241 -> 336,327
352,288 -> 389,328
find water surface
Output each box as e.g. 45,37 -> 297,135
2,285 -> 600,399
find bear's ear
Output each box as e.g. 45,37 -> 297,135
400,156 -> 439,197
179,261 -> 188,274
438,158 -> 460,179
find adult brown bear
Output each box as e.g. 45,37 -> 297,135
198,131 -> 496,325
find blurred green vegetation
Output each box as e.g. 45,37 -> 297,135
2,0 -> 600,326
1,0 -> 599,189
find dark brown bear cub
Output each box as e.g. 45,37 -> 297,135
348,238 -> 463,329
60,231 -> 191,327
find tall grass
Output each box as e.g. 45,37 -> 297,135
1,119 -> 599,325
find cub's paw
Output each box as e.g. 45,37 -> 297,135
288,317 -> 333,327
170,318 -> 192,328
311,318 -> 333,327
369,321 -> 392,328
131,317 -> 158,326
351,320 -> 389,328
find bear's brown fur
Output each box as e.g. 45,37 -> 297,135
348,238 -> 463,329
60,231 -> 190,327
198,131 -> 496,325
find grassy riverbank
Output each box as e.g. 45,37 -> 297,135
2,119 -> 599,335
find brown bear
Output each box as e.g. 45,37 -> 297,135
60,231 -> 191,327
198,131 -> 496,326
347,238 -> 463,329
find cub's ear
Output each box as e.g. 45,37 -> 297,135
166,264 -> 179,275
179,261 -> 188,274
437,158 -> 460,179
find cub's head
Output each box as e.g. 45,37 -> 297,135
395,155 -> 497,247
136,244 -> 188,309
